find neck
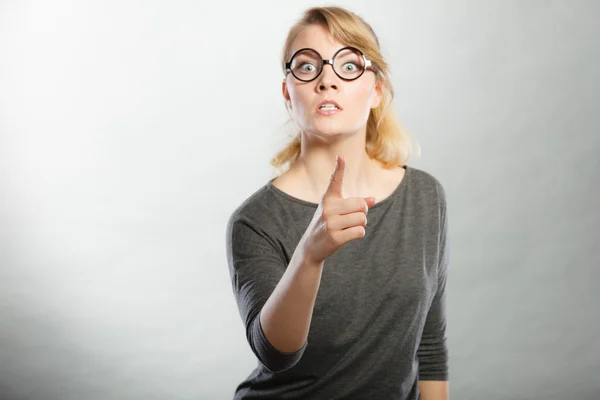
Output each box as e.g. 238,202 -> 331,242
289,128 -> 381,199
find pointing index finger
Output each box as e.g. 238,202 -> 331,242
326,153 -> 345,197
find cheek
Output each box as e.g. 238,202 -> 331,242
346,85 -> 377,119
353,85 -> 376,107
288,87 -> 308,114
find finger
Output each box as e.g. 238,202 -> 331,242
325,153 -> 345,198
334,225 -> 365,244
334,197 -> 369,216
328,211 -> 367,231
365,197 -> 376,209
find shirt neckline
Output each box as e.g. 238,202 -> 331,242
266,165 -> 411,210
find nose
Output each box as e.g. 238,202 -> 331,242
316,63 -> 339,91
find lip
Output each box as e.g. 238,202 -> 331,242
316,99 -> 343,117
316,99 -> 343,111
316,107 -> 342,116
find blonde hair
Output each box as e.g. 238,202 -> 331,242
270,6 -> 420,177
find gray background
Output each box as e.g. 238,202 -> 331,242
1,0 -> 599,399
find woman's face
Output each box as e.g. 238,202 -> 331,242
282,24 -> 382,139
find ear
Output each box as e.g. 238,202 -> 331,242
370,80 -> 383,109
282,79 -> 291,106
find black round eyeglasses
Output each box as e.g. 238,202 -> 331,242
284,46 -> 374,82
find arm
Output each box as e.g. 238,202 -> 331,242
418,381 -> 449,400
226,214 -> 323,373
260,236 -> 324,354
417,183 -> 450,399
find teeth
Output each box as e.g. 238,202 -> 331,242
320,104 -> 338,110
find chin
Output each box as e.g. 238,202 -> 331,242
311,128 -> 345,137
311,121 -> 348,134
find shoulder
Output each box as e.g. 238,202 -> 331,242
225,178 -> 290,243
225,182 -> 288,262
406,166 -> 448,210
227,183 -> 272,228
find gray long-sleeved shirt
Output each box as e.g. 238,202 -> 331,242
225,165 -> 449,399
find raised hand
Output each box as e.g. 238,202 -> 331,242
300,154 -> 376,265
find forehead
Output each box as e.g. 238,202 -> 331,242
289,24 -> 347,59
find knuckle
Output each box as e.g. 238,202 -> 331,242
357,214 -> 365,227
357,198 -> 365,210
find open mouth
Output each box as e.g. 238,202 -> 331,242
318,104 -> 340,111
316,99 -> 342,114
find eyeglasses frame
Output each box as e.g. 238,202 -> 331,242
284,46 -> 374,82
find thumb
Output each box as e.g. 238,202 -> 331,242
365,196 -> 376,209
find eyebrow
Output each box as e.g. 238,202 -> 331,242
289,47 -> 357,60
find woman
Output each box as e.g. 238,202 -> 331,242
226,6 -> 450,400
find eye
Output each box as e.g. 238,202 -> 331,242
342,62 -> 359,72
298,62 -> 317,73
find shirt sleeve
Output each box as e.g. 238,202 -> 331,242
225,212 -> 308,373
417,183 -> 450,380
